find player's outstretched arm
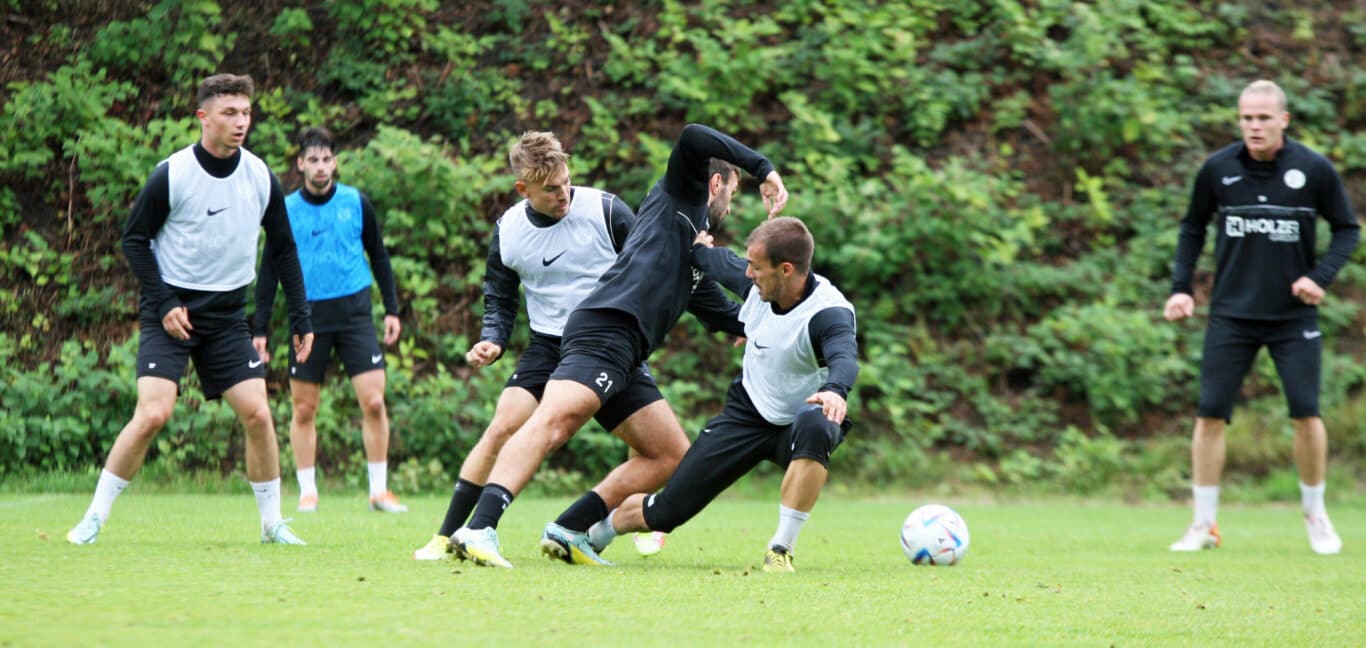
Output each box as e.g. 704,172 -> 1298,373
665,124 -> 778,204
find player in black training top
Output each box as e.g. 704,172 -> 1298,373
455,124 -> 788,568
411,131 -> 739,562
253,126 -> 407,514
1164,80 -> 1357,556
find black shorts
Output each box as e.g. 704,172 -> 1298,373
511,331 -> 663,432
136,315 -> 263,400
642,383 -> 850,532
551,308 -> 646,402
1198,314 -> 1322,421
289,322 -> 384,383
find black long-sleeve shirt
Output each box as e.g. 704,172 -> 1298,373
123,143 -> 311,334
253,184 -> 398,336
574,124 -> 775,360
479,189 -> 742,356
1171,138 -> 1359,320
692,244 -> 859,399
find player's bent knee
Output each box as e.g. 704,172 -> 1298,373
358,392 -> 387,417
633,432 -> 689,465
542,426 -> 576,450
640,493 -> 696,534
481,420 -> 519,448
131,408 -> 172,436
238,404 -> 274,431
791,407 -> 840,465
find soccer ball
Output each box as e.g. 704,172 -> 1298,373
901,504 -> 970,566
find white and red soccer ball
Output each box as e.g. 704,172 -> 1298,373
901,504 -> 970,566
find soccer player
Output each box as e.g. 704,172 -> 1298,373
253,127 -> 406,514
413,131 -> 738,562
588,217 -> 858,573
454,124 -> 788,568
66,73 -> 314,546
1163,80 -> 1358,555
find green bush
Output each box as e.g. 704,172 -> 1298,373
419,26 -> 525,141
6,0 -> 1366,496
0,61 -> 136,193
84,0 -> 236,93
1010,302 -> 1191,425
0,334 -> 136,474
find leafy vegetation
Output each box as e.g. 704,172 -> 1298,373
3,1 -> 1365,495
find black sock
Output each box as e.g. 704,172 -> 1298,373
554,490 -> 608,532
437,479 -> 484,538
465,483 -> 514,531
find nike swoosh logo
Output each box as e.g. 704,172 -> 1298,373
311,229 -> 325,236
1303,330 -> 1323,339
207,207 -> 229,216
1221,176 -> 1242,186
542,250 -> 568,266
753,342 -> 770,350
371,354 -> 383,364
248,359 -> 264,368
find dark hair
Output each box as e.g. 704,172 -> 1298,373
747,217 -> 813,274
709,158 -> 739,182
297,127 -> 335,156
197,73 -> 254,107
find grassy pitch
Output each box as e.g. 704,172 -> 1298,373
2,494 -> 1360,645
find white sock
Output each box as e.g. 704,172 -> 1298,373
251,478 -> 283,530
367,462 -> 387,497
296,467 -> 318,497
87,469 -> 130,521
1300,482 -> 1326,517
769,505 -> 810,552
1192,485 -> 1219,527
588,510 -> 620,549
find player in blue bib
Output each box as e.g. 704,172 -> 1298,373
253,127 -> 406,514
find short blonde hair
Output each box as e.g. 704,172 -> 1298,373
509,131 -> 569,185
1241,79 -> 1287,113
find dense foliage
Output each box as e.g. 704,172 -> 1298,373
3,1 -> 1366,496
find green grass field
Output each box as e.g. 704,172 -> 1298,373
2,493 -> 1360,646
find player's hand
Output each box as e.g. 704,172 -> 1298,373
293,332 -> 314,364
383,314 -> 402,346
733,336 -> 746,348
162,306 -> 192,340
465,340 -> 502,368
695,231 -> 715,248
1163,293 -> 1195,321
1291,276 -> 1324,305
760,171 -> 788,218
251,335 -> 269,363
806,391 -> 847,425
